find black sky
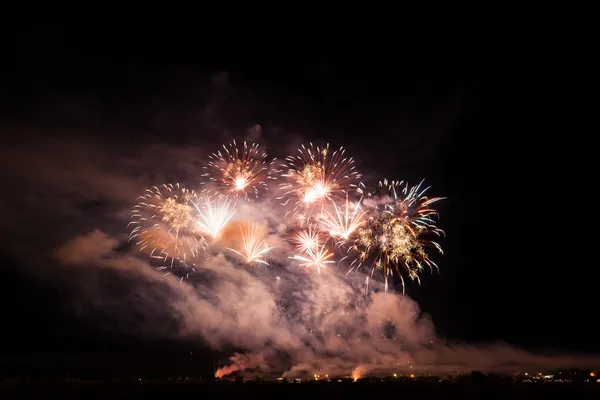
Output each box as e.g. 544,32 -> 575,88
0,24 -> 596,377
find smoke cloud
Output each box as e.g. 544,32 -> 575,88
50,228 -> 599,379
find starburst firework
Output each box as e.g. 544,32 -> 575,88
289,226 -> 329,253
202,140 -> 277,200
350,179 -> 444,293
128,183 -> 206,270
278,143 -> 362,218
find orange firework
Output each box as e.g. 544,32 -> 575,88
202,140 -> 277,200
278,143 -> 362,218
227,222 -> 274,266
128,183 -> 206,275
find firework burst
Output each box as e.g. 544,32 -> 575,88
190,192 -> 236,240
278,143 -> 362,218
202,140 -> 277,200
290,226 -> 329,254
320,193 -> 367,247
128,183 -> 206,271
350,179 -> 444,293
227,222 -> 274,265
289,244 -> 335,274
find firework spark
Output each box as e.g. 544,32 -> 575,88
289,244 -> 335,274
128,183 -> 206,270
190,192 -> 236,240
202,140 -> 277,200
290,227 -> 328,254
278,143 -> 362,217
320,193 -> 367,246
350,179 -> 444,293
227,222 -> 274,265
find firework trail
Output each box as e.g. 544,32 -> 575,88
278,143 -> 362,219
289,244 -> 335,274
349,179 -> 445,293
227,222 -> 274,266
189,192 -> 236,240
202,140 -> 277,201
319,193 -> 367,247
127,183 -> 206,274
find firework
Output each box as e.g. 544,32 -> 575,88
190,192 -> 236,240
278,143 -> 362,218
126,143 -> 444,293
202,140 -> 277,200
350,179 -> 444,293
289,244 -> 335,274
320,193 -> 367,246
128,183 -> 206,270
227,222 -> 274,265
290,227 -> 328,254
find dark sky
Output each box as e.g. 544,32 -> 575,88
0,24 -> 596,377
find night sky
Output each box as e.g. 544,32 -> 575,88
0,24 -> 596,377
